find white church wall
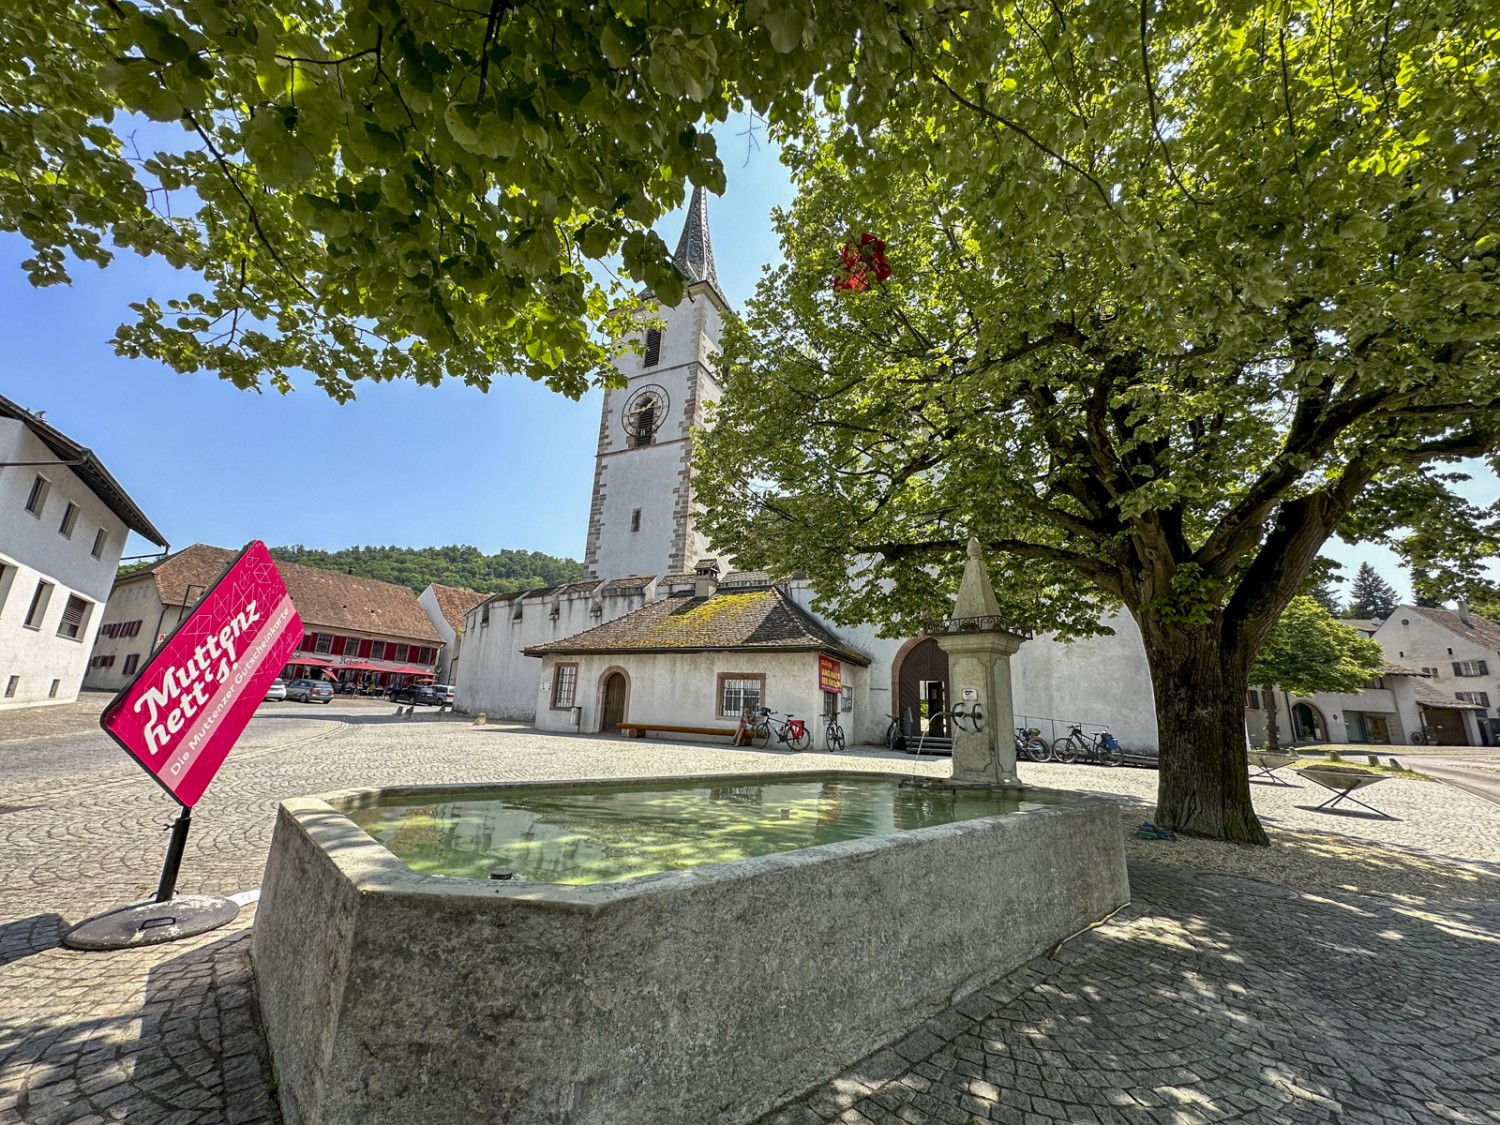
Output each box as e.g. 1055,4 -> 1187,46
453,584 -> 652,720
1010,612 -> 1159,753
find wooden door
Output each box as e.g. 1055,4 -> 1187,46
897,639 -> 949,738
1365,714 -> 1390,744
600,673 -> 627,733
1424,707 -> 1468,745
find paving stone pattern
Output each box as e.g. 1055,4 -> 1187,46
2,701 -> 1499,1124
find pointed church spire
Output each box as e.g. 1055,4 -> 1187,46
672,185 -> 720,292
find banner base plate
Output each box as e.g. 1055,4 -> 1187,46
62,895 -> 241,951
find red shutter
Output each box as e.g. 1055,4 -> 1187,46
332,636 -> 346,655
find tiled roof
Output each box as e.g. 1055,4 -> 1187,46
1341,618 -> 1382,635
721,570 -> 773,587
126,544 -> 442,643
0,393 -> 167,545
1409,677 -> 1488,710
1402,605 -> 1500,653
427,583 -> 488,630
601,575 -> 655,592
524,586 -> 869,665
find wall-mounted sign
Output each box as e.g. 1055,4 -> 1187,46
818,654 -> 842,694
101,541 -> 303,807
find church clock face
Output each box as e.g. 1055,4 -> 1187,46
622,385 -> 669,443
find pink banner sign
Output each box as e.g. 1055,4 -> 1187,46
102,541 -> 303,807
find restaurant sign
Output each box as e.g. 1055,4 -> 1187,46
818,654 -> 842,694
101,541 -> 302,807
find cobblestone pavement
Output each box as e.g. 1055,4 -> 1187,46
762,862 -> 1500,1125
3,702 -> 1500,1124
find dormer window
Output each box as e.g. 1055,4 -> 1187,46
643,327 -> 662,367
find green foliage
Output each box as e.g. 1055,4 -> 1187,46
268,543 -> 583,594
1,0 -> 887,399
696,0 -> 1500,647
1251,597 -> 1386,698
691,0 -> 1500,841
1344,563 -> 1399,620
1303,558 -> 1345,616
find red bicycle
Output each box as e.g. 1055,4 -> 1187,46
749,708 -> 813,752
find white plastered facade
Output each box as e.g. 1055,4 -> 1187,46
1,419 -> 129,709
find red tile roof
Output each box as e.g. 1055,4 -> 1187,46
124,544 -> 442,643
426,583 -> 488,630
524,586 -> 869,664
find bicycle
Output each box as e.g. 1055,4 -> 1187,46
1015,726 -> 1051,762
824,715 -> 846,753
883,714 -> 904,751
748,708 -> 812,752
1052,724 -> 1124,766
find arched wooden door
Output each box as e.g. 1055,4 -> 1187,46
600,672 -> 628,734
896,638 -> 950,738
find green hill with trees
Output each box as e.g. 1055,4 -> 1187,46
268,545 -> 586,596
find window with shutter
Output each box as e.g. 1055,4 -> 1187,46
643,327 -> 662,367
315,633 -> 333,654
123,654 -> 139,675
1454,660 -> 1489,677
56,594 -> 90,640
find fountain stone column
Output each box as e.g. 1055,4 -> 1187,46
926,540 -> 1032,787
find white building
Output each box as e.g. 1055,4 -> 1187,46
1368,604 -> 1499,745
418,582 -> 488,683
0,395 -> 167,710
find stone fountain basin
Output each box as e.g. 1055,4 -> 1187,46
251,771 -> 1129,1125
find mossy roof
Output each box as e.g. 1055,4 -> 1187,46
524,586 -> 869,665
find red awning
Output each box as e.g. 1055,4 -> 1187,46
388,665 -> 436,677
288,655 -> 334,666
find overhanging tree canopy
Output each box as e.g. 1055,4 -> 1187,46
2,0 -> 883,399
694,0 -> 1500,843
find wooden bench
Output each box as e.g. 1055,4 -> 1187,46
618,722 -> 741,741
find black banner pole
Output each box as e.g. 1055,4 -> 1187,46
155,805 -> 193,903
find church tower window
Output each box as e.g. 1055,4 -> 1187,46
643,328 -> 662,367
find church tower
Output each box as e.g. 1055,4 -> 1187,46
583,187 -> 727,579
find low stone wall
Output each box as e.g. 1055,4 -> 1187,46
253,772 -> 1129,1125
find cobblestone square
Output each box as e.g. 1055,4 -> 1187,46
3,699 -> 1499,1124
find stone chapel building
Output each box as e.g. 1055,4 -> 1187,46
453,190 -> 1162,750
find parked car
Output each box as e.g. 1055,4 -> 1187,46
389,683 -> 439,705
431,684 -> 455,706
286,678 -> 335,703
264,679 -> 287,702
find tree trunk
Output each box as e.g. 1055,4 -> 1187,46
1140,620 -> 1269,846
1262,686 -> 1280,755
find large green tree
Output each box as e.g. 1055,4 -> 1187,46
694,0 -> 1500,843
1250,597 -> 1385,755
2,0 -> 883,399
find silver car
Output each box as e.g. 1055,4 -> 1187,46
431,684 -> 456,706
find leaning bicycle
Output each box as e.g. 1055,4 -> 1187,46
824,715 -> 846,753
1052,723 -> 1124,766
1015,726 -> 1051,762
749,708 -> 813,752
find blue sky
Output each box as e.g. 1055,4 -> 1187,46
0,116 -> 794,566
1,113 -> 1492,601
